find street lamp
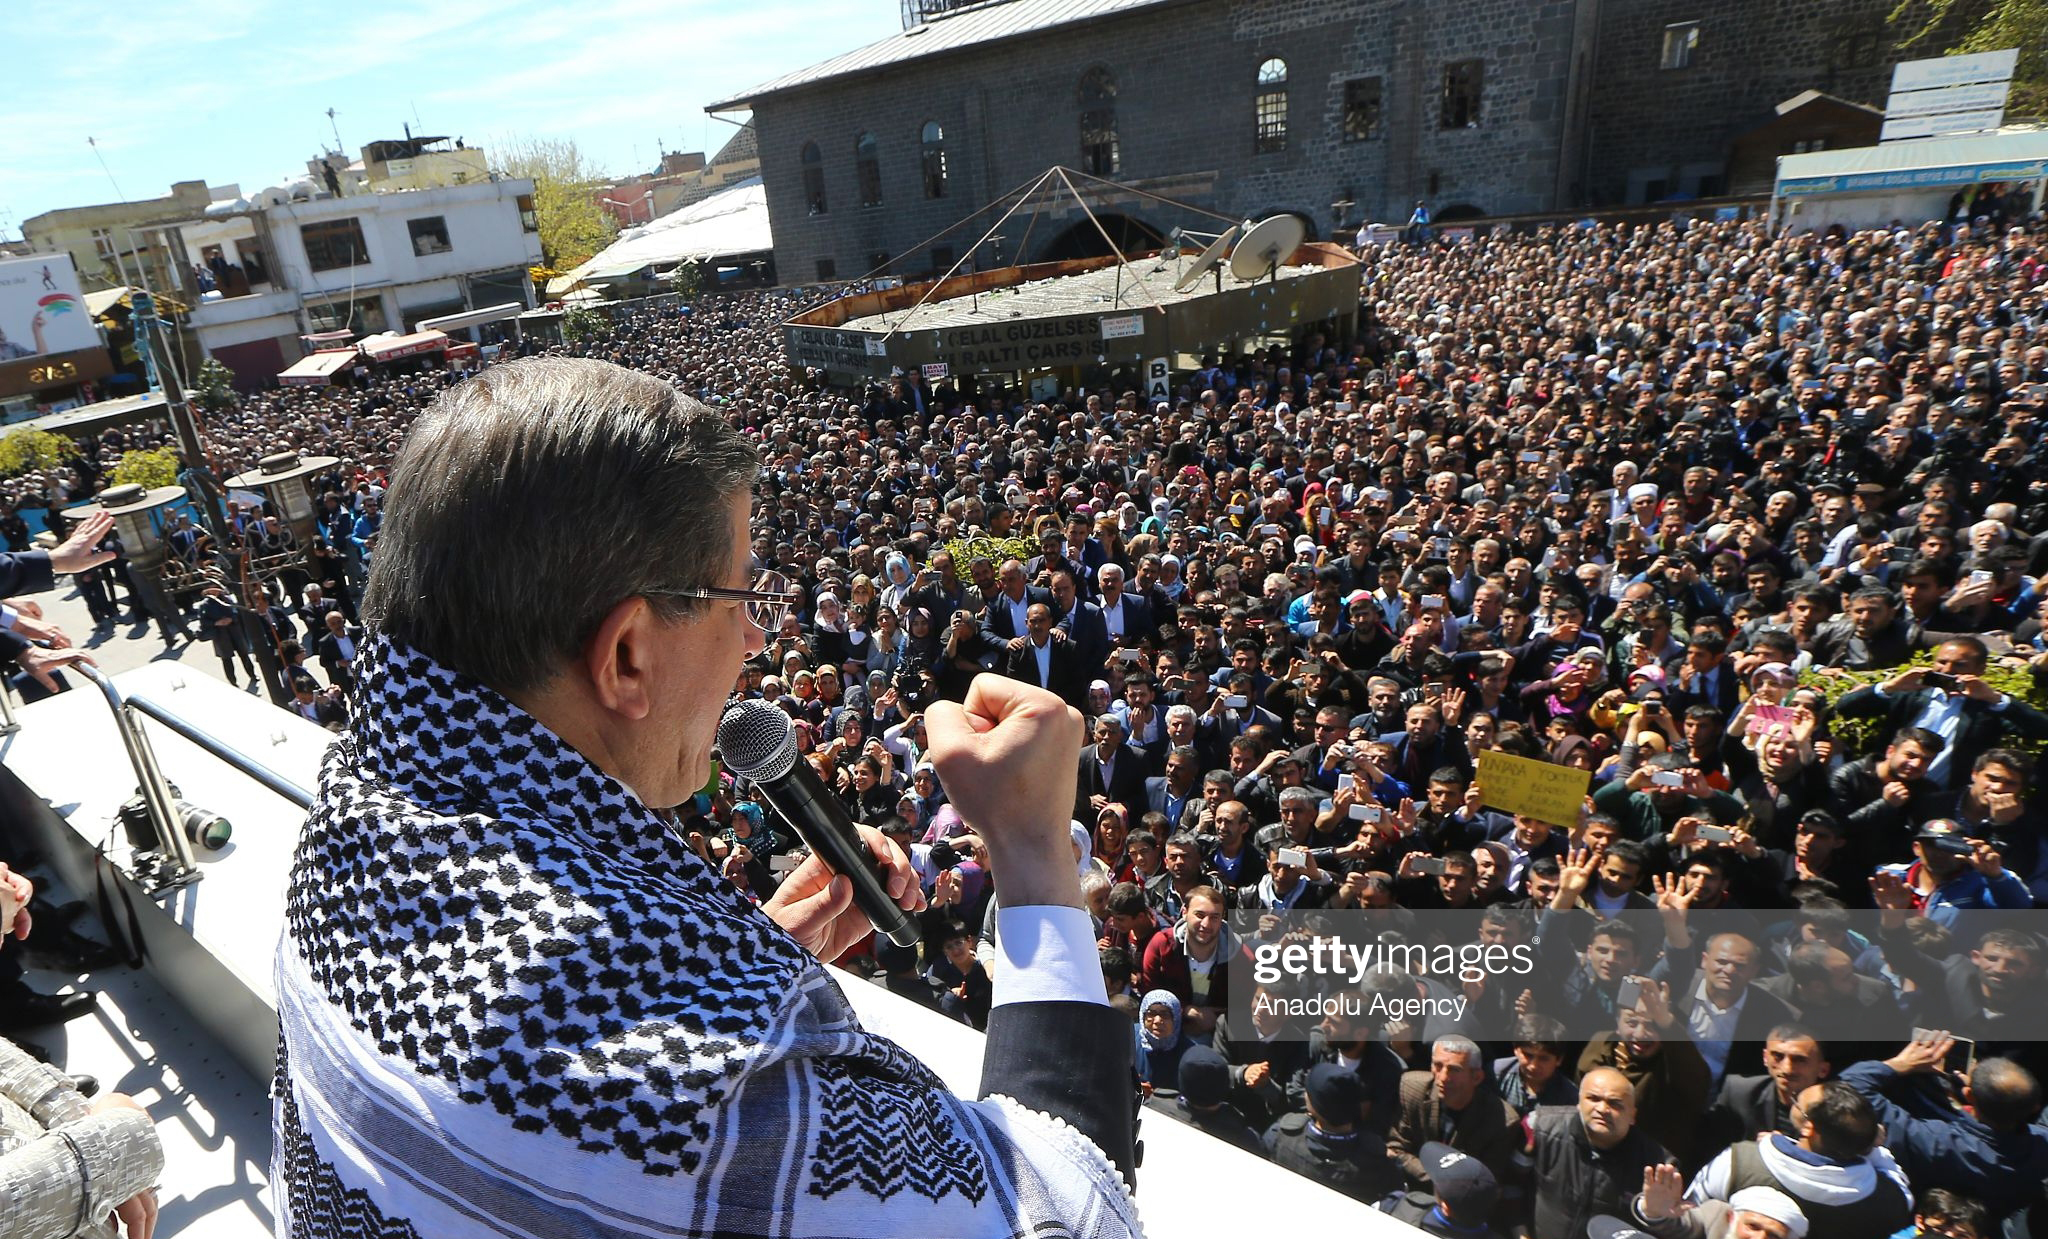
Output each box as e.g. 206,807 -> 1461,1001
68,483 -> 187,646
225,450 -> 337,543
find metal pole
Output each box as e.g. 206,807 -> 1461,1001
0,682 -> 16,735
138,298 -> 290,704
73,662 -> 198,885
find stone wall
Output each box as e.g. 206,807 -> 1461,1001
748,0 -> 1592,283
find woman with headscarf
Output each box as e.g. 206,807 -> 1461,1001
879,552 -> 915,612
1729,714 -> 1827,850
812,592 -> 852,668
1133,990 -> 1192,1094
1094,804 -> 1133,884
867,607 -> 904,681
894,606 -> 942,707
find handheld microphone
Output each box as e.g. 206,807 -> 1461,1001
716,699 -> 922,948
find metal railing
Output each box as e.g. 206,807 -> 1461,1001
123,693 -> 313,810
67,666 -> 317,892
74,663 -> 199,889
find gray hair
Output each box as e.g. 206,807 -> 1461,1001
1278,785 -> 1321,809
363,357 -> 759,693
1433,1034 -> 1483,1066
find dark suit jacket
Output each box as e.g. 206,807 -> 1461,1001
1836,682 -> 2048,786
1098,593 -> 1155,645
1141,777 -> 1201,832
1654,951 -> 1801,1080
1077,744 -> 1148,822
317,626 -> 364,684
1057,600 -> 1110,672
1665,663 -> 1742,716
981,1003 -> 1136,1185
983,586 -> 1054,640
0,550 -> 54,601
1706,1072 -> 1794,1151
1001,636 -> 1084,709
1387,1071 -> 1523,1187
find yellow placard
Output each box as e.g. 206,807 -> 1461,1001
1476,750 -> 1590,828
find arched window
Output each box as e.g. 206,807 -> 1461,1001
855,131 -> 882,208
801,141 -> 827,215
1254,58 -> 1288,153
1078,67 -> 1119,176
920,121 -> 948,200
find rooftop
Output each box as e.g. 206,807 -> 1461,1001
838,256 -> 1319,334
707,0 -> 1187,110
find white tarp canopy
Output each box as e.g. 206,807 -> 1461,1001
548,178 -> 770,296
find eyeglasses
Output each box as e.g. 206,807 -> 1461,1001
648,569 -> 799,632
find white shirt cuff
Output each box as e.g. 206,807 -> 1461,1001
0,606 -> 14,630
991,904 -> 1108,1009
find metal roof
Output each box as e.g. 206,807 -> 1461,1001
707,0 -> 1186,110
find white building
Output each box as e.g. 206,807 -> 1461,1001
187,176 -> 542,382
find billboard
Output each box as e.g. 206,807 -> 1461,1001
0,253 -> 108,396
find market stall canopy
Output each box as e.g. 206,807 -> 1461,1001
1775,127 -> 2048,197
277,349 -> 360,386
358,330 -> 450,362
549,177 -> 770,294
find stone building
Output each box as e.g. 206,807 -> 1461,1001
710,0 -> 1927,284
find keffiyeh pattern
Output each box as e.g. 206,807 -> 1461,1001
272,633 -> 1138,1238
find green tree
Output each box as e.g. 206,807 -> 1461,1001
0,428 -> 77,477
1890,0 -> 2047,120
563,306 -> 608,344
110,447 -> 181,491
493,137 -> 619,271
192,357 -> 238,414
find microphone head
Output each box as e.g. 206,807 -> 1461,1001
716,698 -> 799,782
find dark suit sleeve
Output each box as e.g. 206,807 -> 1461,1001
979,1002 -> 1137,1185
0,551 -> 55,600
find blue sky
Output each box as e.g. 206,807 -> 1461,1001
0,0 -> 904,234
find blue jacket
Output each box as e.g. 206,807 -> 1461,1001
1840,1060 -> 2048,1218
1874,861 -> 2033,927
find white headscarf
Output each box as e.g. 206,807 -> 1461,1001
1069,819 -> 1094,878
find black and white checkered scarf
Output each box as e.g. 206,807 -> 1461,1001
272,633 -> 1139,1238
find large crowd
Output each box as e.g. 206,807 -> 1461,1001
7,204 -> 2048,1239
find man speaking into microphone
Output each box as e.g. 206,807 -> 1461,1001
273,357 -> 1139,1238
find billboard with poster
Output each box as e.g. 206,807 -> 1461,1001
0,253 -> 111,397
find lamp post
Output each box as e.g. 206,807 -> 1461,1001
225,451 -> 338,565
67,484 -> 187,647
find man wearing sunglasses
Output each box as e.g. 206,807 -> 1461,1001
274,358 -> 1138,1238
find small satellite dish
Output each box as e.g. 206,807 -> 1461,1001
1172,223 -> 1241,294
1229,215 -> 1307,283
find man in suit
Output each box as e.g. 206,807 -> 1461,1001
983,559 -> 1054,642
1706,1023 -> 1831,1151
1652,919 -> 1800,1086
1664,630 -> 1741,717
1002,603 -> 1084,710
316,608 -> 363,693
0,511 -> 113,692
1380,699 -> 1474,787
1386,1035 -> 1523,1189
1835,636 -> 2048,789
1050,570 -> 1109,672
1076,713 -> 1148,823
1142,745 -> 1203,834
1096,563 -> 1154,654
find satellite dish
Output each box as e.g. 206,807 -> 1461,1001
1172,223 -> 1241,293
1229,215 -> 1307,283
